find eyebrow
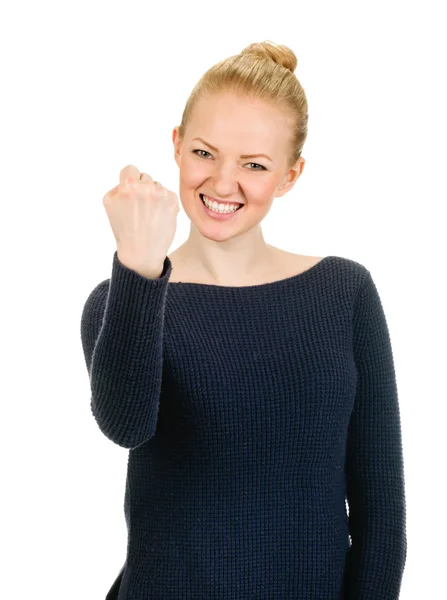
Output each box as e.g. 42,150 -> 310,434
192,137 -> 273,162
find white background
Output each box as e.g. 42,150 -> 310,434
1,1 -> 445,598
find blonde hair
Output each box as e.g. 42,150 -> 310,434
177,40 -> 309,170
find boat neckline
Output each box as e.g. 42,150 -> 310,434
167,256 -> 335,291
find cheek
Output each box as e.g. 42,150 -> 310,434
180,165 -> 205,187
180,154 -> 206,174
249,185 -> 276,206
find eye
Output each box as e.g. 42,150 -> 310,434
191,149 -> 266,171
193,149 -> 212,159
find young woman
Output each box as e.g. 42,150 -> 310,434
81,40 -> 407,600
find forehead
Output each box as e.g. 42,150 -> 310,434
188,92 -> 291,149
192,92 -> 284,123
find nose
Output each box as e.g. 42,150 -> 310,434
206,164 -> 240,196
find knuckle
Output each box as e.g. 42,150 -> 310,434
117,183 -> 131,197
120,165 -> 133,175
120,165 -> 140,181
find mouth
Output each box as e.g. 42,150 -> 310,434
199,194 -> 244,212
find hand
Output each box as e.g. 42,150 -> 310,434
103,164 -> 180,276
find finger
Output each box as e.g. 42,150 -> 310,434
137,174 -> 163,195
155,181 -> 168,196
104,182 -> 120,201
140,174 -> 166,196
119,165 -> 141,187
139,172 -> 154,182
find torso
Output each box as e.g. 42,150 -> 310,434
167,246 -> 324,286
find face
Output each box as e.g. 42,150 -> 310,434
172,91 -> 305,240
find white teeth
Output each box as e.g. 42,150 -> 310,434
202,195 -> 241,213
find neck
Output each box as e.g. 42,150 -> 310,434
175,229 -> 277,286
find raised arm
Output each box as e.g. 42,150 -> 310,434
80,251 -> 172,449
343,269 -> 407,599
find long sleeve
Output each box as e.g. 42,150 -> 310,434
343,269 -> 407,599
80,250 -> 172,449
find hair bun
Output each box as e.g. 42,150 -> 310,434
240,40 -> 298,73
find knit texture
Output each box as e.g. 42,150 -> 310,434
80,251 -> 407,600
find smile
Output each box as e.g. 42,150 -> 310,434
200,194 -> 243,212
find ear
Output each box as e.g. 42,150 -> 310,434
275,157 -> 305,198
172,127 -> 182,167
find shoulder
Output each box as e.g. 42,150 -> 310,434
317,254 -> 372,304
273,248 -> 370,293
287,252 -> 370,284
277,248 -> 368,276
328,254 -> 370,278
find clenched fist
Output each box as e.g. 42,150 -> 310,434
103,165 -> 180,278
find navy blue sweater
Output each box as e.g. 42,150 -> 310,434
80,251 -> 407,600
